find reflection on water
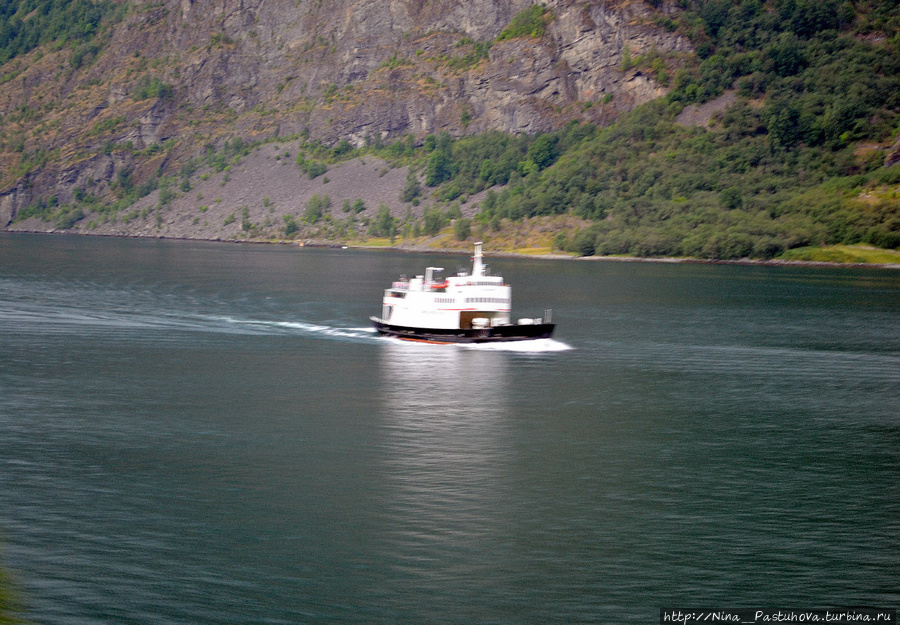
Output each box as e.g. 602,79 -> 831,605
374,342 -> 512,589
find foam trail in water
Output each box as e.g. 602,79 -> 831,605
2,273 -> 564,349
205,315 -> 379,341
379,336 -> 572,353
463,338 -> 573,352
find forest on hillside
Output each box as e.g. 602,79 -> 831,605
3,0 -> 900,259
401,0 -> 900,259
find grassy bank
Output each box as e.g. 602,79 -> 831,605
333,218 -> 900,266
777,244 -> 900,264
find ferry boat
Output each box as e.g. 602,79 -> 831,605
371,242 -> 555,344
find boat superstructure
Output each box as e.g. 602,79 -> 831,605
371,242 -> 555,343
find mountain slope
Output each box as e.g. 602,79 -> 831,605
2,0 -> 899,261
0,0 -> 688,228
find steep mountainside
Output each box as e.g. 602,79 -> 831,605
0,0 -> 689,226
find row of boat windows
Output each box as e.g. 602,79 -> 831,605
389,292 -> 508,305
433,297 -> 509,304
455,281 -> 503,286
465,297 -> 509,304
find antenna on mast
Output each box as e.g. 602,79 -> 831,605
472,242 -> 484,277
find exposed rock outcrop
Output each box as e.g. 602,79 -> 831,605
885,135 -> 900,168
0,0 -> 691,229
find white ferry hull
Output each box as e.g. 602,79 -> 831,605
371,317 -> 555,344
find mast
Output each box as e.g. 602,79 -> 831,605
472,242 -> 484,278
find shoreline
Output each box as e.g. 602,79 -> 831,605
4,228 -> 900,270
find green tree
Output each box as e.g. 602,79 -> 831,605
425,147 -> 452,186
423,207 -> 446,236
572,230 -> 596,256
719,187 -> 743,210
526,134 -> 559,170
283,214 -> 298,237
373,203 -> 395,238
454,217 -> 471,241
401,169 -> 421,202
304,194 -> 331,223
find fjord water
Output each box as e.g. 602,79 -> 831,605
1,233 -> 898,624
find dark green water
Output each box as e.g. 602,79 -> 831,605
1,233 -> 898,624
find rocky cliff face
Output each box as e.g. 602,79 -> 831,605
0,0 -> 690,228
